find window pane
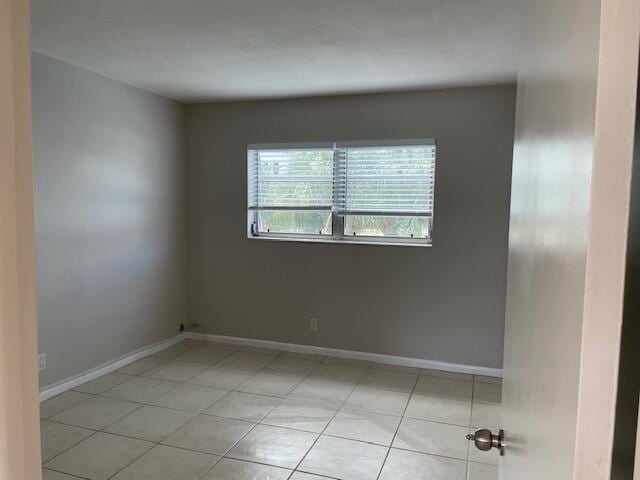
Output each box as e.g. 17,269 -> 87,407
344,215 -> 430,239
258,210 -> 332,235
256,150 -> 334,208
343,145 -> 435,214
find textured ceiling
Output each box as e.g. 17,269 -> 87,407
32,0 -> 520,102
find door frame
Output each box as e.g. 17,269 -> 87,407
0,0 -> 42,478
613,43 -> 640,479
575,1 -> 640,477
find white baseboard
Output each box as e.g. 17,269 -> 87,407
185,332 -> 503,378
40,331 -> 501,402
39,333 -> 187,402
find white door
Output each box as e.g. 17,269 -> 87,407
484,0 -> 640,479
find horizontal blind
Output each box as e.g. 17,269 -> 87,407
335,144 -> 436,216
248,148 -> 335,211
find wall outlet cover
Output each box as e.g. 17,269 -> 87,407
310,318 -> 318,332
38,354 -> 46,372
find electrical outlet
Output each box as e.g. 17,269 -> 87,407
310,318 -> 318,332
38,354 -> 46,372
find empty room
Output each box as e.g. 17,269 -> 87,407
2,0 -> 640,479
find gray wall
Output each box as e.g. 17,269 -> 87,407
187,85 -> 515,369
32,53 -> 187,387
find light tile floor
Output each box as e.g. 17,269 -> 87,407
41,340 -> 501,480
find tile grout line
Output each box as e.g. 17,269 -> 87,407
44,346 -> 190,422
202,350 -> 370,479
466,375 -> 478,480
194,347 -> 322,480
42,342 -> 231,474
190,348 -> 290,480
108,344 -> 285,480
52,353 -> 368,474
43,465 -> 91,480
218,350 -> 332,477
43,339 -> 496,479
291,359 -> 375,477
42,430 -> 99,479
46,397 -> 486,476
42,401 -> 148,467
45,343 -> 359,470
103,432 -> 157,480
374,364 -> 421,480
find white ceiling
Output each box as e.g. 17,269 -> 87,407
32,0 -> 520,103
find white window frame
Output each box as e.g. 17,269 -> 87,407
247,139 -> 436,247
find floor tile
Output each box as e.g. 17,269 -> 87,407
150,343 -> 194,359
142,360 -> 208,382
468,461 -> 499,480
344,385 -> 410,416
471,401 -> 501,429
44,432 -> 153,480
413,376 -> 473,399
359,369 -> 418,392
162,414 -> 254,455
420,368 -> 474,382
174,347 -> 233,366
201,341 -> 241,352
102,376 -> 178,403
378,448 -> 467,480
111,444 -> 219,480
311,363 -> 367,383
181,339 -> 209,348
201,458 -> 291,479
289,473 -> 328,480
474,382 -> 502,403
261,399 -> 337,433
288,377 -> 355,408
239,345 -> 282,356
474,375 -> 502,385
371,362 -> 420,374
188,367 -> 253,390
405,392 -> 471,426
205,391 -> 280,422
150,383 -> 228,412
73,373 -> 134,394
117,357 -> 166,375
237,372 -> 304,397
323,356 -> 372,368
51,396 -> 140,430
104,405 -> 195,442
393,417 -> 469,460
281,351 -> 326,362
471,379 -> 502,428
262,357 -> 320,376
228,424 -> 317,469
41,420 -> 93,462
325,408 -> 400,446
215,352 -> 276,371
42,470 -> 82,480
299,435 -> 387,480
40,391 -> 93,419
41,364 -> 500,480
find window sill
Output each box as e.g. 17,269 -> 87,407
247,235 -> 432,248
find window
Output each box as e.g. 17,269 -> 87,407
247,139 -> 436,246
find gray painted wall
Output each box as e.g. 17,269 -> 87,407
32,53 -> 187,387
187,85 -> 515,369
